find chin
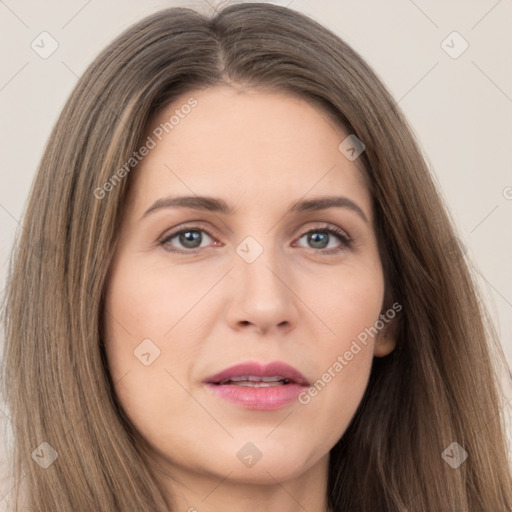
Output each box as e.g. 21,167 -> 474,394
216,457 -> 315,484
211,440 -> 323,483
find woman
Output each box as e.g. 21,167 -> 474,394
2,3 -> 511,511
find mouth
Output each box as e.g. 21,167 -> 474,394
203,361 -> 309,410
214,376 -> 294,387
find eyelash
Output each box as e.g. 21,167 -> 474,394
159,223 -> 352,255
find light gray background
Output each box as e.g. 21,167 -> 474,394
1,0 -> 511,506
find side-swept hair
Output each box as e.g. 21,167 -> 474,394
2,3 -> 511,510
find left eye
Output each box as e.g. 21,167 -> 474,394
160,225 -> 351,253
161,228 -> 216,251
295,228 -> 350,251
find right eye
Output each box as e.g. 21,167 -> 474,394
159,225 -> 220,253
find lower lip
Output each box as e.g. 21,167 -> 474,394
205,382 -> 306,410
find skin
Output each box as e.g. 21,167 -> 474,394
103,85 -> 397,512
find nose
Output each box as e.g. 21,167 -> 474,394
225,241 -> 299,335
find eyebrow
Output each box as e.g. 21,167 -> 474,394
140,194 -> 369,223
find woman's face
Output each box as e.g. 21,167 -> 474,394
103,85 -> 396,488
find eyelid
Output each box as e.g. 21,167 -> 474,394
158,222 -> 217,249
294,223 -> 352,253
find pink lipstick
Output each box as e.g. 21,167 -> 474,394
203,361 -> 309,410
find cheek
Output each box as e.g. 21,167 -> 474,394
296,264 -> 383,438
102,255 -> 209,442
103,255 -> 210,360
307,257 -> 384,350
294,325 -> 376,456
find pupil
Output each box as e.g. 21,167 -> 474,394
180,230 -> 201,248
309,232 -> 328,248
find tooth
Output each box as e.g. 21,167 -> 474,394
228,375 -> 286,382
230,381 -> 284,387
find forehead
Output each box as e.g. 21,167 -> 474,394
128,86 -> 371,219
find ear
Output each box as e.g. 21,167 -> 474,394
374,314 -> 398,357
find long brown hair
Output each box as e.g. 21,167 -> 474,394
2,3 -> 511,510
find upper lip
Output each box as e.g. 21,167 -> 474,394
204,361 -> 309,386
